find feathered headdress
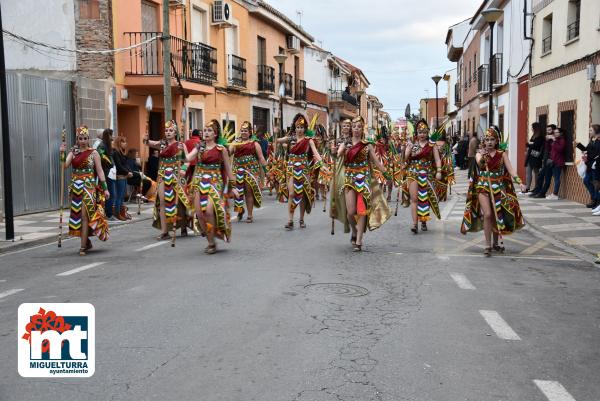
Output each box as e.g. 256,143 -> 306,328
305,113 -> 319,138
485,125 -> 509,151
429,120 -> 450,142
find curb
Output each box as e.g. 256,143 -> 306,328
0,215 -> 152,255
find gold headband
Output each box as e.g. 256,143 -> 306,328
241,121 -> 251,130
485,127 -> 500,140
417,122 -> 428,131
165,120 -> 177,129
76,126 -> 89,138
295,117 -> 306,127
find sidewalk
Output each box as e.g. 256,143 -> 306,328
452,169 -> 600,257
0,202 -> 154,253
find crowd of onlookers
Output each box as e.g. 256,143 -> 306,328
450,122 -> 600,214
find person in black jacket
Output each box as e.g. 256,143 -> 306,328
523,122 -> 545,193
106,136 -> 133,220
530,124 -> 556,197
576,124 -> 600,209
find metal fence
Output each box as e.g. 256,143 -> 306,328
2,73 -> 74,215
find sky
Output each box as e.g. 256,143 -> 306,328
270,0 -> 478,120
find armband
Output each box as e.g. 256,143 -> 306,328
513,176 -> 523,185
313,160 -> 324,170
181,164 -> 188,172
101,181 -> 108,191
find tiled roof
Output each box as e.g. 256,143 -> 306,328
257,1 -> 315,42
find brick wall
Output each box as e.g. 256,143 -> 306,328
75,0 -> 114,79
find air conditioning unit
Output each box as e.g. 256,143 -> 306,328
211,0 -> 232,26
287,35 -> 300,54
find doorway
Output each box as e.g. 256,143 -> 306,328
253,106 -> 270,136
149,112 -> 162,141
560,110 -> 575,162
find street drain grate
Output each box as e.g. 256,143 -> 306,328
304,283 -> 370,297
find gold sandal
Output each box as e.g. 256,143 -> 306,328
299,220 -> 306,229
284,221 -> 294,230
204,244 -> 217,254
79,248 -> 87,256
156,232 -> 170,241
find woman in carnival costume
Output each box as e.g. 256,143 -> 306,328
402,119 -> 443,234
315,124 -> 334,203
61,126 -> 110,256
144,120 -> 192,240
229,121 -> 267,223
461,126 -> 525,256
331,116 -> 391,252
276,113 -> 327,230
432,128 -> 455,202
183,119 -> 237,254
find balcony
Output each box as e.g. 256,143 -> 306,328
257,65 -> 275,93
454,83 -> 461,106
477,64 -> 489,93
295,79 -> 306,101
329,89 -> 359,118
567,20 -> 579,41
227,54 -> 246,89
491,53 -> 503,85
124,32 -> 217,88
542,35 -> 552,55
282,73 -> 293,98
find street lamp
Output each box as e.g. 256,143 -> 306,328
273,53 -> 288,136
431,75 -> 442,130
481,7 -> 503,128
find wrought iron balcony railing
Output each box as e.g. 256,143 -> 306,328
477,64 -> 489,93
567,20 -> 579,41
491,53 -> 503,85
124,32 -> 217,85
295,79 -> 306,101
257,65 -> 275,92
283,73 -> 293,97
542,35 -> 552,54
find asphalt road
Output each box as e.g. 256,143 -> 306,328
0,192 -> 599,401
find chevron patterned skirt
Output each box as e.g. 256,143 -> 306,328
286,157 -> 314,214
190,168 -> 231,242
404,166 -> 441,222
68,172 -> 100,237
233,156 -> 262,214
343,165 -> 372,217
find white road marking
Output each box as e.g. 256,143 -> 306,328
135,242 -> 169,252
0,288 -> 24,300
541,223 -> 600,233
443,254 -> 581,262
534,380 -> 577,401
450,273 -> 476,290
520,240 -> 548,255
0,238 -> 75,258
441,195 -> 459,220
479,310 -> 521,340
565,237 -> 600,246
0,279 -> 6,283
56,262 -> 106,277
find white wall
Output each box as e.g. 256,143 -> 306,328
303,47 -> 328,94
3,0 -> 76,71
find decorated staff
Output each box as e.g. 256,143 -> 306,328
402,119 -> 442,234
461,126 -> 526,256
331,116 -> 391,252
139,95 -> 153,215
60,126 -> 110,256
431,121 -> 455,203
58,115 -> 67,248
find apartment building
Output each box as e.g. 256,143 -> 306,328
529,0 -> 600,203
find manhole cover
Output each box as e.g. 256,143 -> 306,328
304,283 -> 370,297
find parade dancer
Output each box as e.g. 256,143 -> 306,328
229,121 -> 267,223
144,120 -> 191,241
433,129 -> 455,202
276,113 -> 327,230
315,125 -> 334,205
461,126 -> 525,256
60,126 -> 110,256
331,116 -> 391,251
402,119 -> 443,234
183,119 -> 237,254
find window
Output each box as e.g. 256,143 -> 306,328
538,114 -> 548,130
188,109 -> 204,132
191,6 -> 208,44
566,0 -> 580,41
542,14 -> 553,55
225,25 -> 239,55
257,37 -> 266,65
79,0 -> 100,19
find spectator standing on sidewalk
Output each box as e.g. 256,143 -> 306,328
530,124 -> 556,198
523,122 -> 545,193
576,124 -> 600,210
467,131 -> 479,178
107,136 -> 133,220
536,127 -> 566,200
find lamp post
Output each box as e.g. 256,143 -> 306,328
481,7 -> 503,128
274,53 -> 288,136
431,75 -> 442,130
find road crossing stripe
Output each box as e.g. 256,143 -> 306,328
0,288 -> 24,300
449,273 -> 476,290
56,262 -> 106,277
520,240 -> 548,255
479,310 -> 521,340
443,254 -> 581,262
534,380 -> 577,401
135,242 -> 169,252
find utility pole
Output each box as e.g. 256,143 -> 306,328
162,0 -> 172,122
0,4 -> 15,241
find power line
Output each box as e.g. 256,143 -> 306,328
2,29 -> 161,55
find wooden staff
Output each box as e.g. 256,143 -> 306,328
330,151 -> 336,235
57,119 -> 67,247
171,121 -> 181,248
138,121 -> 149,215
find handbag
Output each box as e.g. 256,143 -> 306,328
108,166 -> 117,180
530,149 -> 541,158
